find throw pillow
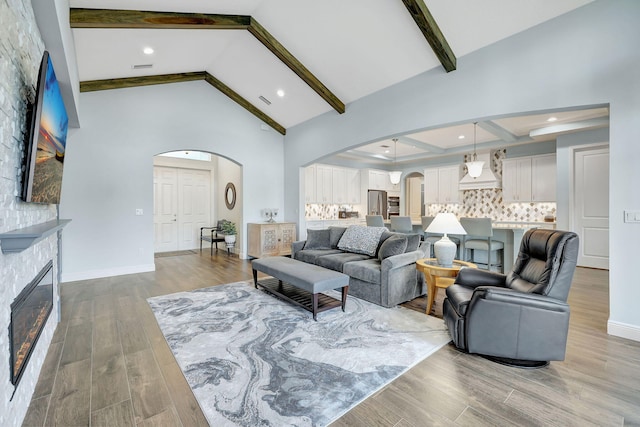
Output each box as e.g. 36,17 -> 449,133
405,233 -> 421,253
304,229 -> 331,250
378,235 -> 408,261
328,226 -> 347,249
337,225 -> 387,256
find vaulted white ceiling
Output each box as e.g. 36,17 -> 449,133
68,0 -> 602,161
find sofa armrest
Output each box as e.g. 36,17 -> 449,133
381,249 -> 423,270
291,240 -> 306,259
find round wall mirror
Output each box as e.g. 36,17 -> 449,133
225,182 -> 236,210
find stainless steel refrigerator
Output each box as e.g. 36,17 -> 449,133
367,189 -> 388,219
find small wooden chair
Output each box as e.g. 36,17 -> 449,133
200,220 -> 226,255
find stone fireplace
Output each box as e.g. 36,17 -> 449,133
9,261 -> 54,388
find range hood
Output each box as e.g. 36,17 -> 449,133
459,152 -> 501,190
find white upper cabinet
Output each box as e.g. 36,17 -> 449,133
304,165 -> 316,203
424,165 -> 461,204
332,167 -> 347,204
346,168 -> 361,204
315,164 -> 333,203
502,154 -> 556,202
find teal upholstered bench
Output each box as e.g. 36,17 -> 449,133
251,256 -> 349,320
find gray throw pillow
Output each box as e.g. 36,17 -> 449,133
304,229 -> 331,249
329,226 -> 347,249
338,225 -> 387,256
378,235 -> 408,260
405,234 -> 421,253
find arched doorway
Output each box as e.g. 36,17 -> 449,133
153,150 -> 242,254
405,172 -> 424,221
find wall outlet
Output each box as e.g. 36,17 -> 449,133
135,208 -> 143,216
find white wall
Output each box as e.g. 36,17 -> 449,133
216,156 -> 243,255
60,80 -> 284,281
284,0 -> 640,341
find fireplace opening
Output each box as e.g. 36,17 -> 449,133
9,260 -> 54,387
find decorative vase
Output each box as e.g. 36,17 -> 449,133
224,234 -> 236,248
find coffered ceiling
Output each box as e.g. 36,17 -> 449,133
68,0 -> 598,152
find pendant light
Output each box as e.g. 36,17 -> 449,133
465,122 -> 484,178
388,138 -> 402,185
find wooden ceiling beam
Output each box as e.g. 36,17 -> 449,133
401,0 -> 456,72
248,18 -> 345,114
70,8 -> 250,29
70,8 -> 345,114
203,72 -> 286,135
79,72 -> 286,135
79,72 -> 206,92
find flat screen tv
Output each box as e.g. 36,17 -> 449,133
22,51 -> 69,204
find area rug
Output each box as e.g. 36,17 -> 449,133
147,281 -> 451,427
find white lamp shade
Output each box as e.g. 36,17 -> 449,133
388,171 -> 402,185
425,213 -> 467,235
465,160 -> 484,178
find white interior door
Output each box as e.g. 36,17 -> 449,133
154,167 -> 211,252
177,169 -> 211,250
153,167 -> 178,252
573,145 -> 609,269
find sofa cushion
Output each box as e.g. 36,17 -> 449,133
405,233 -> 421,253
337,225 -> 386,256
304,229 -> 331,250
295,249 -> 343,264
316,252 -> 371,272
378,235 -> 408,260
343,259 -> 382,285
329,226 -> 347,249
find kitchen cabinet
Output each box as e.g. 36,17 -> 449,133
305,164 -> 361,205
315,164 -> 333,203
368,170 -> 388,190
346,168 -> 361,204
424,165 -> 461,204
247,222 -> 297,258
304,165 -> 316,203
332,167 -> 348,204
502,154 -> 556,202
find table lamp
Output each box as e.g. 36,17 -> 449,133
425,213 -> 467,267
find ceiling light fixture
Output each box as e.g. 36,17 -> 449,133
388,138 -> 402,185
143,47 -> 154,55
547,116 -> 558,122
465,122 -> 484,178
276,89 -> 285,97
458,135 -> 465,139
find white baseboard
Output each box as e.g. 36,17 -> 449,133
607,320 -> 640,342
61,263 -> 156,283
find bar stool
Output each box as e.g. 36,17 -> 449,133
459,217 -> 504,272
421,216 -> 461,258
390,216 -> 413,233
366,215 -> 385,227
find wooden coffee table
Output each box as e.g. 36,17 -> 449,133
416,258 -> 477,315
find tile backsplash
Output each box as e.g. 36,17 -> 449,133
428,149 -> 556,222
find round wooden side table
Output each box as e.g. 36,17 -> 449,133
416,258 -> 477,315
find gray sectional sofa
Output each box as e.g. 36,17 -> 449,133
291,225 -> 429,308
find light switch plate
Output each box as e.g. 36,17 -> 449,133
624,210 -> 640,223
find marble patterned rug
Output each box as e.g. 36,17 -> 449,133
147,281 -> 451,427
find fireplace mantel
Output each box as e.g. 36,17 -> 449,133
0,219 -> 71,254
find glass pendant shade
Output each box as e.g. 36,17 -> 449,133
388,171 -> 402,184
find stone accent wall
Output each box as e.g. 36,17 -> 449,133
0,1 -> 60,425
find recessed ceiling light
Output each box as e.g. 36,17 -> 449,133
458,135 -> 465,139
276,89 -> 285,97
384,150 -> 390,154
143,47 -> 154,55
547,117 -> 558,122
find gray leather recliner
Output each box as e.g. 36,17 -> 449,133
443,228 -> 579,367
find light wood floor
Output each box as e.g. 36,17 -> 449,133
22,251 -> 640,426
